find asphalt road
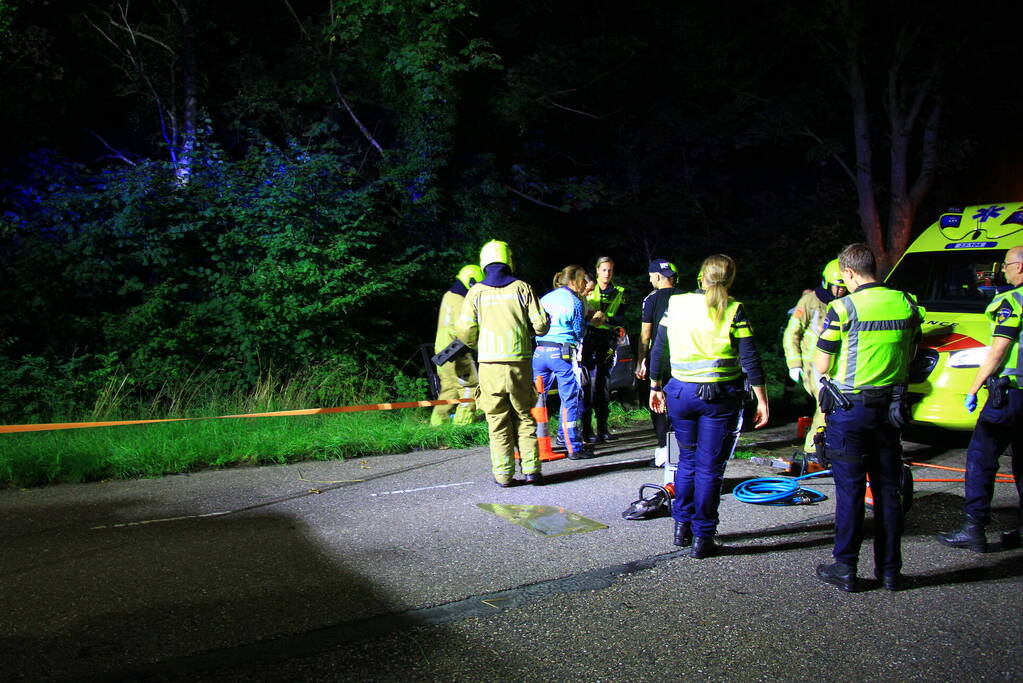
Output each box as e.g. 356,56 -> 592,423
1,422 -> 1020,682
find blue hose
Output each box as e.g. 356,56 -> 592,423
733,469 -> 832,505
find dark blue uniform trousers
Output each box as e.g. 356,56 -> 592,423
665,379 -> 741,538
532,346 -> 586,454
965,387 -> 1023,523
825,403 -> 904,575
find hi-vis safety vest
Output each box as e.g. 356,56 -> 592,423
817,285 -> 924,392
456,281 -> 550,362
660,292 -> 752,383
987,285 -> 1022,387
586,283 -> 625,330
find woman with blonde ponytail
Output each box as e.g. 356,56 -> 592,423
533,265 -> 596,462
648,254 -> 769,558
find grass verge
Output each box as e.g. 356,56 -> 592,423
0,401 -> 647,488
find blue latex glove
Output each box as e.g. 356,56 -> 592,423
964,394 -> 978,413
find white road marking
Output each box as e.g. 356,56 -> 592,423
370,481 -> 474,497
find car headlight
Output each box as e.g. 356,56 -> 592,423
947,346 -> 990,368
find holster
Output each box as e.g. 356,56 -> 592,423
818,377 -> 852,413
985,375 -> 1011,409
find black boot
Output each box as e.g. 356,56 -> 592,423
690,535 -> 717,559
936,515 -> 988,553
673,521 -> 693,548
816,561 -> 858,592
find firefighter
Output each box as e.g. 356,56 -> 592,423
937,245 -> 1023,552
581,256 -> 625,442
649,254 -> 769,558
783,259 -> 848,457
456,240 -> 550,487
814,243 -> 923,592
636,259 -> 682,483
431,264 -> 484,426
534,265 -> 596,460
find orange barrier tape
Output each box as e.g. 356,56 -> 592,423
0,398 -> 475,435
910,461 -> 1015,482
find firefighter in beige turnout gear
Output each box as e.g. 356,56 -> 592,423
431,264 -> 484,426
783,259 -> 848,455
457,240 -> 551,486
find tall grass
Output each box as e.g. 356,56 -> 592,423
0,366 -> 645,488
0,366 -> 486,487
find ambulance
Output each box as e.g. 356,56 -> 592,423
885,201 -> 1023,429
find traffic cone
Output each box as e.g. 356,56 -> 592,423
864,473 -> 874,508
532,375 -> 564,462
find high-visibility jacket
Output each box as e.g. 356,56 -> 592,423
456,280 -> 550,362
987,285 -> 1022,388
586,283 -> 625,330
434,289 -> 465,354
659,292 -> 753,383
816,283 -> 924,392
783,289 -> 831,369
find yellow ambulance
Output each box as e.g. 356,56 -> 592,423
885,201 -> 1023,429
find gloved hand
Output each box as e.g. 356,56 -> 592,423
788,367 -> 802,383
964,393 -> 978,413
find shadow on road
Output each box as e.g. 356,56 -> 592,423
0,492 -> 504,682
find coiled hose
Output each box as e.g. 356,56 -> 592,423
733,469 -> 831,505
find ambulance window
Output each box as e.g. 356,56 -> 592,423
886,250 -> 1013,313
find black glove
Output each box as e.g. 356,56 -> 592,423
888,385 -> 909,428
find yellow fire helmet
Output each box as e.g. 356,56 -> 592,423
480,239 -> 514,271
822,258 -> 844,287
456,264 -> 484,289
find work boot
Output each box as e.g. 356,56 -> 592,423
690,536 -> 717,559
597,426 -> 615,442
524,472 -> 543,486
673,521 -> 693,548
936,515 -> 988,553
874,571 -> 904,592
567,444 -> 597,460
816,562 -> 858,592
552,433 -> 566,450
493,476 -> 515,488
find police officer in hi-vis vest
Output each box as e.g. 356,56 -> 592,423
456,240 -> 550,487
581,256 -> 625,443
649,254 -> 769,559
814,243 -> 924,593
431,264 -> 484,426
937,244 -> 1023,552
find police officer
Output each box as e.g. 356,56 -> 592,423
457,240 -> 550,487
534,265 -> 596,460
783,259 -> 847,458
937,245 -> 1023,552
636,259 -> 682,482
814,243 -> 923,592
649,254 -> 769,558
581,256 -> 625,443
431,264 -> 484,426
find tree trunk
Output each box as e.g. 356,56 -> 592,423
175,0 -> 197,184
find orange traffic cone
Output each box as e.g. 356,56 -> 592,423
864,473 -> 874,508
532,375 -> 564,462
